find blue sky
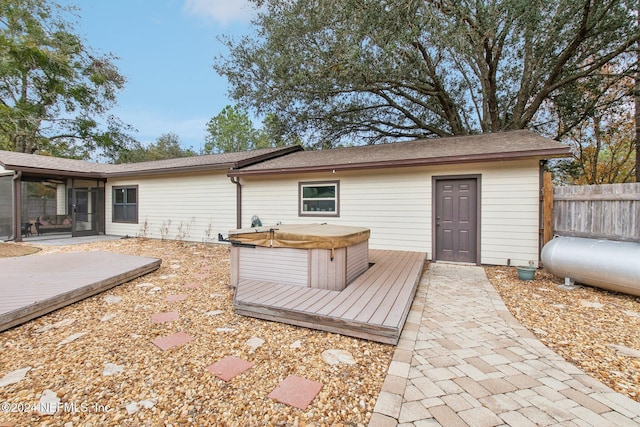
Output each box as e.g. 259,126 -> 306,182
66,0 -> 259,152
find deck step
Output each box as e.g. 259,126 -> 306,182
233,249 -> 426,344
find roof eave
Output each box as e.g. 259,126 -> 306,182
105,163 -> 234,178
228,148 -> 571,177
105,146 -> 305,178
4,165 -> 107,179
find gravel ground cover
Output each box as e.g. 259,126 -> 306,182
486,266 -> 640,403
2,238 -> 639,426
0,239 -> 393,426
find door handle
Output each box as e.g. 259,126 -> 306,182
436,216 -> 441,227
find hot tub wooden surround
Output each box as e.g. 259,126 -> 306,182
233,249 -> 426,345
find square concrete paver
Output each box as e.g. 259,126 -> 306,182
164,294 -> 188,302
151,311 -> 180,323
268,375 -> 322,410
152,332 -> 193,351
182,283 -> 201,289
205,356 -> 254,382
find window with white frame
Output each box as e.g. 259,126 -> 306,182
299,181 -> 339,217
112,186 -> 138,223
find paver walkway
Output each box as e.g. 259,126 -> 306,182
369,263 -> 640,426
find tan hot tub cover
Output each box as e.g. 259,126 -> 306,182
228,223 -> 370,250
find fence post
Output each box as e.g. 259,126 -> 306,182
543,171 -> 554,246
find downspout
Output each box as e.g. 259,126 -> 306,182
538,160 -> 548,264
12,171 -> 22,242
230,176 -> 242,229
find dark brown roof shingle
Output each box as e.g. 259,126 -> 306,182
228,130 -> 570,176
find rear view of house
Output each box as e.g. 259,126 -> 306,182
1,130 -> 569,267
230,130 -> 569,267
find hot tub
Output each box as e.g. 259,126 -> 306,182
228,224 -> 370,291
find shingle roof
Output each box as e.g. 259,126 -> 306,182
0,146 -> 303,178
0,131 -> 570,179
228,130 -> 570,176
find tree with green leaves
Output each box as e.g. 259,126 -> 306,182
0,0 -> 135,159
115,133 -> 196,163
216,0 -> 639,149
203,104 -> 298,153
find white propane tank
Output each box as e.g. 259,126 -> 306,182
541,236 -> 640,297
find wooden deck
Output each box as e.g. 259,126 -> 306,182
0,251 -> 161,332
234,249 -> 426,344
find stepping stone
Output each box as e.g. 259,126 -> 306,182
268,376 -> 322,410
205,356 -> 254,382
152,332 -> 193,351
193,273 -> 208,280
182,283 -> 201,289
216,327 -> 235,333
151,311 -> 180,324
165,294 -> 188,302
0,367 -> 31,387
148,287 -> 162,294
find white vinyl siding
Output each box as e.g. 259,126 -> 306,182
240,159 -> 541,267
105,171 -> 236,243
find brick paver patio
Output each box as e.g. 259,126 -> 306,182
369,263 -> 640,426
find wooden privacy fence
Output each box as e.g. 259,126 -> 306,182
546,181 -> 640,243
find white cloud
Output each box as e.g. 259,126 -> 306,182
182,0 -> 257,26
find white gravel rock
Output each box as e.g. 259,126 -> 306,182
125,401 -> 140,415
0,367 -> 31,387
57,332 -> 87,347
608,344 -> 640,358
38,389 -> 60,415
290,340 -> 302,349
35,318 -> 76,333
126,399 -> 156,415
103,295 -> 122,304
204,310 -> 224,316
246,337 -> 265,353
581,300 -> 604,309
136,282 -> 154,288
102,363 -> 125,376
100,314 -> 117,322
321,349 -> 356,365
